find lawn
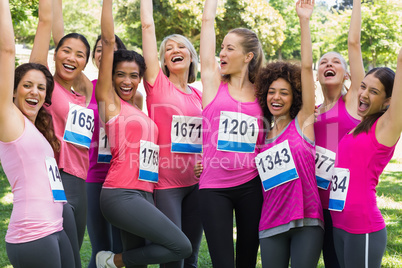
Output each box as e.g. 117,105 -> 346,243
0,166 -> 401,267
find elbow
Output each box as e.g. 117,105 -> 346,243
102,36 -> 116,48
348,37 -> 360,48
1,46 -> 15,57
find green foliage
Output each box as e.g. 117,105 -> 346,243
10,0 -> 39,44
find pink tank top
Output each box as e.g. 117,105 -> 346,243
259,119 -> 323,231
314,96 -> 360,209
200,82 -> 265,189
103,100 -> 159,192
144,70 -> 203,189
0,117 -> 63,243
87,80 -> 110,183
331,120 -> 395,234
45,81 -> 89,180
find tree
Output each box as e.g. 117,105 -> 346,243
10,0 -> 39,44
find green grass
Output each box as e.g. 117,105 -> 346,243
0,167 -> 401,267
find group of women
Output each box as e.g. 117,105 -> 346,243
0,0 -> 401,267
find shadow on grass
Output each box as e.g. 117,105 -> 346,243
0,165 -> 13,267
378,172 -> 402,202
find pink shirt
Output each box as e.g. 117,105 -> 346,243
45,81 -> 89,180
200,82 -> 265,189
145,70 -> 202,189
331,120 -> 395,234
259,119 -> 323,232
0,117 -> 63,243
87,80 -> 110,183
314,96 -> 360,209
103,100 -> 159,192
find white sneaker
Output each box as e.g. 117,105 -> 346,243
96,251 -> 116,268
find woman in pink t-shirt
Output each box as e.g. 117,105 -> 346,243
141,1 -> 203,267
314,1 -> 363,266
0,0 -> 74,266
331,48 -> 402,267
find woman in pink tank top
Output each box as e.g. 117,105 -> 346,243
199,0 -> 265,266
331,48 -> 402,267
0,0 -> 74,266
254,1 -> 323,267
314,1 -> 364,266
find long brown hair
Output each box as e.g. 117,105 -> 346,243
14,63 -> 60,152
354,67 -> 395,136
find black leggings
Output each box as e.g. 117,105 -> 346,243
100,188 -> 192,268
86,182 -> 122,268
154,184 -> 203,268
333,227 -> 387,268
199,176 -> 263,268
260,226 -> 324,268
322,209 -> 340,268
6,230 -> 75,268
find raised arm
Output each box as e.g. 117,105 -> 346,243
296,0 -> 315,141
141,0 -> 160,85
377,48 -> 402,147
52,0 -> 64,47
200,0 -> 221,107
95,0 -> 119,123
0,0 -> 24,141
29,0 -> 52,65
345,0 -> 364,113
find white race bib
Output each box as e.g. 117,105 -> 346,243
217,111 -> 259,153
171,115 -> 202,154
328,167 -> 350,212
315,146 -> 336,190
98,127 -> 112,163
45,157 -> 67,202
139,140 -> 159,183
255,140 -> 299,191
63,103 -> 94,149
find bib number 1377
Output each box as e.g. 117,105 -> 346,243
328,167 -> 350,212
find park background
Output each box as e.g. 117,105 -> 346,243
1,0 -> 402,266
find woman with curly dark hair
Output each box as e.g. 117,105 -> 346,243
254,1 -> 323,267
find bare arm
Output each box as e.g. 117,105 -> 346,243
95,0 -> 119,123
52,0 -> 64,47
141,0 -> 160,85
377,48 -> 402,147
296,0 -> 316,141
29,0 -> 52,65
200,0 -> 221,107
0,0 -> 24,141
345,0 -> 364,114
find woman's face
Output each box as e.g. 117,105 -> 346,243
219,33 -> 249,76
164,39 -> 192,75
13,70 -> 47,123
54,38 -> 88,82
266,78 -> 293,119
317,52 -> 347,88
357,73 -> 389,118
93,40 -> 119,69
112,61 -> 141,102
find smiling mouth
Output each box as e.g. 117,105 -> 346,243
172,56 -> 184,63
359,100 -> 369,111
26,98 -> 39,106
63,64 -> 76,71
120,87 -> 133,95
324,70 -> 335,77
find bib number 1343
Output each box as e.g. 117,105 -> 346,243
328,167 -> 350,212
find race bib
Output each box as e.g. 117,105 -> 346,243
217,111 -> 259,153
171,115 -> 202,154
139,140 -> 159,183
328,167 -> 350,212
255,140 -> 299,191
45,157 -> 67,202
315,146 -> 336,190
98,127 -> 112,163
63,103 -> 94,149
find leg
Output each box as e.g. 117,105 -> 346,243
100,188 -> 192,266
199,188 -> 235,268
290,226 -> 324,268
233,177 -> 263,268
6,231 -> 75,268
260,233 -> 291,268
61,171 -> 87,249
63,203 -> 82,268
322,209 -> 340,268
86,182 -> 112,268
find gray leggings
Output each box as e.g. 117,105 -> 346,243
6,230 -> 75,268
260,226 -> 324,268
100,188 -> 192,268
154,184 -> 203,268
333,227 -> 387,268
